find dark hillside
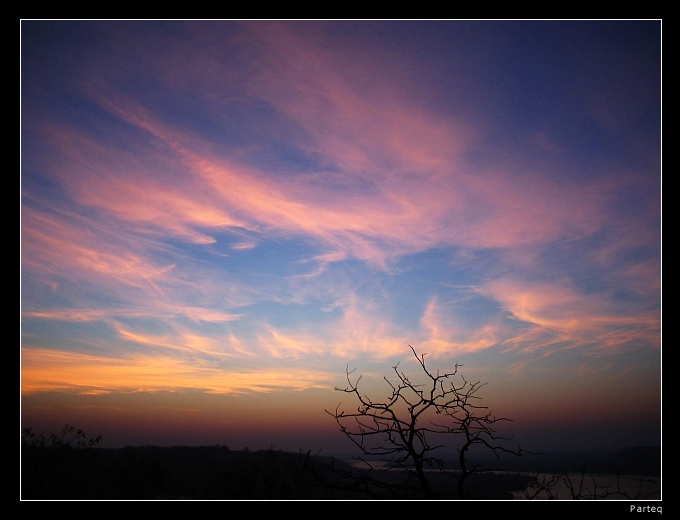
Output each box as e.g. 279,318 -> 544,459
21,443 -> 659,500
21,445 -> 350,500
21,445 -> 534,500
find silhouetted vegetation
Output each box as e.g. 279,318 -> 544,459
21,432 -> 354,500
21,425 -> 660,500
21,348 -> 660,501
326,345 -> 529,499
20,434 -> 535,499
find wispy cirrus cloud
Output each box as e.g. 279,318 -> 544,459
22,204 -> 176,293
21,347 -> 335,396
25,20 -> 641,273
21,21 -> 660,450
476,278 -> 660,354
22,305 -> 242,325
417,295 -> 504,356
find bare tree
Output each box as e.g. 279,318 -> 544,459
326,345 -> 526,499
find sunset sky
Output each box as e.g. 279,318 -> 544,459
21,20 -> 661,455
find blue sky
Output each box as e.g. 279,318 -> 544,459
21,20 -> 661,454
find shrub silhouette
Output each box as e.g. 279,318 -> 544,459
21,424 -> 103,499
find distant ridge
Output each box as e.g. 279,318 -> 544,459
457,445 -> 661,476
611,446 -> 661,476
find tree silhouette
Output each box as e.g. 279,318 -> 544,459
326,345 -> 527,499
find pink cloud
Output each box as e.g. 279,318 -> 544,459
34,119 -> 247,246
417,296 -> 503,356
30,23 -> 636,273
22,205 -> 175,293
230,242 -> 256,251
477,278 -> 660,353
23,303 -> 241,326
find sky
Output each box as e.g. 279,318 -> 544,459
20,20 -> 661,456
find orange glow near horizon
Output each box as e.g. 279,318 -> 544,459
21,348 -> 336,396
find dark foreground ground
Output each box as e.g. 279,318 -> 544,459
20,445 -> 660,500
